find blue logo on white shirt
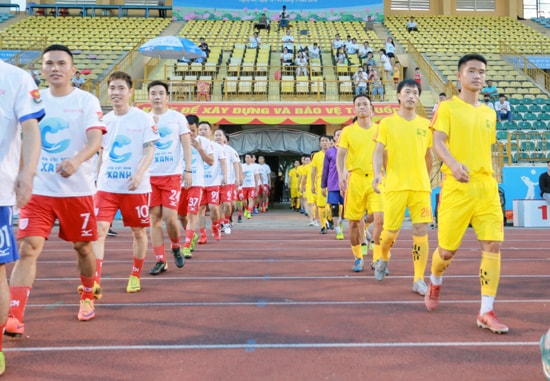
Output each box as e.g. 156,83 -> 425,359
109,135 -> 132,163
40,118 -> 70,154
155,127 -> 173,150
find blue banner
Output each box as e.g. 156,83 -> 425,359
172,0 -> 383,22
501,165 -> 548,210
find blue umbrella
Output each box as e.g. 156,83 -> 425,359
139,36 -> 206,60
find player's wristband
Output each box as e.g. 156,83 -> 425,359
184,170 -> 192,173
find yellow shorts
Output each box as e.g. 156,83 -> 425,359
344,172 -> 383,221
383,190 -> 432,231
315,187 -> 327,207
305,190 -> 315,205
290,187 -> 299,199
437,175 -> 503,251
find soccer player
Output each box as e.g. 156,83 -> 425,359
241,153 -> 260,218
6,44 -> 105,340
336,94 -> 384,272
0,59 -> 43,375
372,79 -> 433,295
92,71 -> 158,293
311,136 -> 330,233
147,80 -> 192,275
197,121 -> 227,243
424,53 -> 508,334
177,115 -> 213,258
322,129 -> 345,240
300,155 -> 316,226
288,160 -> 301,211
257,156 -> 271,212
214,129 -> 241,234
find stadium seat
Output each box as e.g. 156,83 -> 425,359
503,121 -> 518,130
533,121 -> 547,130
518,121 -> 533,130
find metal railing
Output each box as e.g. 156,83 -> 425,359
499,41 -> 550,94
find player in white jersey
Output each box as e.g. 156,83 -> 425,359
241,154 -> 260,219
214,129 -> 241,234
177,115 -> 214,258
6,45 -> 106,340
257,156 -> 272,212
197,121 -> 227,243
147,80 -> 192,276
0,59 -> 43,375
92,71 -> 158,294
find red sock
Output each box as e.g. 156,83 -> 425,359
131,257 -> 145,278
9,286 -> 31,322
153,244 -> 165,262
199,227 -> 207,236
238,211 -> 242,217
80,274 -> 95,300
170,236 -> 180,249
95,258 -> 103,285
184,229 -> 195,248
0,325 -> 3,350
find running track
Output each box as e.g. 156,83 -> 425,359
4,208 -> 549,380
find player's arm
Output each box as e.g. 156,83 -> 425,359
128,141 -> 155,191
336,147 -> 348,194
193,138 -> 214,165
57,128 -> 103,178
372,141 -> 385,194
220,157 -> 228,185
15,118 -> 41,208
433,130 -> 469,183
425,147 -> 433,177
232,161 -> 241,185
180,132 -> 193,189
310,164 -> 317,194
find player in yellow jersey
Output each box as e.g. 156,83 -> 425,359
424,53 -> 508,334
337,94 -> 384,272
297,156 -> 307,214
288,160 -> 300,211
372,79 -> 433,295
300,155 -> 317,226
311,136 -> 330,234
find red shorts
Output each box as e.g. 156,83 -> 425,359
200,185 -> 220,206
178,186 -> 202,216
150,175 -> 182,210
242,187 -> 256,200
257,185 -> 265,195
220,184 -> 236,203
18,194 -> 97,242
237,187 -> 244,201
95,191 -> 150,227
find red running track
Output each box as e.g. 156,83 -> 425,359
3,208 -> 549,380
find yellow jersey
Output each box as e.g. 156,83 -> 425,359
302,163 -> 313,193
311,150 -> 326,189
431,96 -> 496,178
377,112 -> 432,192
338,122 -> 377,175
288,167 -> 299,189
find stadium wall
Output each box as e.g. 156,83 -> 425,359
384,0 -> 524,18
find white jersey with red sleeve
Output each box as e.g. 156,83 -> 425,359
182,135 -> 213,188
253,163 -> 263,185
242,163 -> 257,188
149,109 -> 190,176
259,163 -> 271,185
0,59 -> 45,206
33,87 -> 106,197
204,140 -> 225,187
97,107 -> 158,194
222,144 -> 240,185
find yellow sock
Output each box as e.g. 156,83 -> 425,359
412,235 -> 429,282
351,244 -> 363,260
318,206 -> 327,228
372,243 -> 381,263
380,230 -> 398,261
363,221 -> 371,240
480,251 -> 501,297
431,248 -> 452,277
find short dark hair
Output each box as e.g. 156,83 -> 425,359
186,114 -> 199,126
397,79 -> 422,96
499,93 -> 505,98
457,53 -> 487,71
439,92 -> 446,97
43,44 -> 73,61
353,93 -> 372,105
199,120 -> 212,128
147,80 -> 169,93
108,71 -> 132,88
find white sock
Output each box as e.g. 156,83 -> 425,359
430,274 -> 443,286
479,295 -> 495,316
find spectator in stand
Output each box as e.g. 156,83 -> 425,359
539,161 -> 550,207
371,71 -> 384,101
344,35 -> 353,50
414,67 -> 422,85
196,37 -> 209,63
359,41 -> 373,60
28,63 -> 41,86
158,0 -> 166,18
278,5 -> 289,31
379,48 -> 393,82
282,29 -> 294,53
72,71 -> 86,88
494,93 -> 513,122
483,94 -> 495,111
364,51 -> 376,67
481,79 -> 498,99
346,38 -> 359,55
365,15 -> 375,31
295,51 -> 308,76
255,13 -> 270,30
335,47 -> 347,65
280,47 -> 293,75
353,66 -> 369,96
385,36 -> 396,65
332,34 -> 344,50
433,92 -> 447,113
393,60 -> 401,87
309,42 -> 320,59
407,16 -> 418,33
249,31 -> 261,49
